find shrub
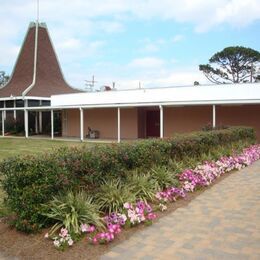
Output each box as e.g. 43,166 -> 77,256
0,155 -> 74,232
150,166 -> 179,190
42,191 -> 103,235
95,180 -> 136,214
126,172 -> 159,202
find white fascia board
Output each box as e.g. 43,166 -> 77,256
0,96 -> 51,101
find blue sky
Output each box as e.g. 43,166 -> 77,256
1,0 -> 260,90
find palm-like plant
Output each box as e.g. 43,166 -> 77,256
150,166 -> 179,190
42,190 -> 103,235
95,179 -> 136,214
126,171 -> 159,202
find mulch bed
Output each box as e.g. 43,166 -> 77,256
0,170 -> 236,260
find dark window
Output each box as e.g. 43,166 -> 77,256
28,100 -> 40,107
41,100 -> 51,106
6,100 -> 14,108
16,100 -> 24,107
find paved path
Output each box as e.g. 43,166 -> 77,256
102,161 -> 260,260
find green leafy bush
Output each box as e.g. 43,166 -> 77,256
95,179 -> 136,214
126,172 -> 159,202
42,190 -> 103,235
0,155 -> 74,232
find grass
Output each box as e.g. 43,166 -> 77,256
0,137 -> 100,217
0,137 -> 97,161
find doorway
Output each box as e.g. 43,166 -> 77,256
146,110 -> 160,137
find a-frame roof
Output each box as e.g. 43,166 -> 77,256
0,22 -> 82,98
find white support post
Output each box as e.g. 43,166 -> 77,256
80,108 -> 84,142
24,100 -> 28,138
3,101 -> 6,120
117,107 -> 121,143
160,105 -> 164,138
51,109 -> 54,140
39,100 -> 42,133
2,111 -> 4,137
13,100 -> 16,120
212,105 -> 216,128
35,112 -> 38,134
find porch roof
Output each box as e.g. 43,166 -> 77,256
51,82 -> 260,108
1,83 -> 260,111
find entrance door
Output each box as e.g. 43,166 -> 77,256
146,110 -> 160,137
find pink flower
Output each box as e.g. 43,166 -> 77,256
53,240 -> 60,247
44,233 -> 49,239
68,238 -> 74,246
123,202 -> 131,209
147,213 -> 156,220
87,225 -> 95,233
59,228 -> 68,238
80,223 -> 89,233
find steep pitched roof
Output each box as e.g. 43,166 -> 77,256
0,22 -> 82,98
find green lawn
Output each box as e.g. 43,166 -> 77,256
0,137 -> 96,161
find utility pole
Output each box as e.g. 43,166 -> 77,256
85,75 -> 97,91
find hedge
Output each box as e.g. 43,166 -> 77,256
0,126 -> 256,232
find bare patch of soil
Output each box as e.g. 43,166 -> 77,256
0,170 -> 236,260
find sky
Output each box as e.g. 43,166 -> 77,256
0,0 -> 260,90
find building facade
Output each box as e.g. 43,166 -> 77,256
1,22 -> 260,142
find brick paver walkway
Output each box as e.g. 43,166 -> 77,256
102,160 -> 260,260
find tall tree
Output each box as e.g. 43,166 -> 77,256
0,71 -> 10,87
199,46 -> 260,84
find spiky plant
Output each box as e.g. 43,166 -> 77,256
42,190 -> 103,235
126,171 -> 159,202
150,166 -> 179,190
95,179 -> 136,214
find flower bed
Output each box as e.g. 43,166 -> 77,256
45,144 -> 260,249
0,127 -> 255,233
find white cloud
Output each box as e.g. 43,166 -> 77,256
57,38 -> 82,50
128,57 -> 165,69
97,21 -> 124,33
95,67 -> 209,90
172,34 -> 184,43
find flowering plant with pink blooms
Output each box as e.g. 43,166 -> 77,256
123,201 -> 156,226
87,200 -> 157,245
46,228 -> 74,251
179,144 -> 260,192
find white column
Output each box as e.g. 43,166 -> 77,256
212,105 -> 216,128
80,108 -> 84,142
2,111 -> 4,137
35,112 -> 38,134
117,107 -> 121,143
51,109 -> 54,140
39,100 -> 42,133
13,100 -> 16,120
3,101 -> 6,120
160,105 -> 164,138
24,100 -> 28,138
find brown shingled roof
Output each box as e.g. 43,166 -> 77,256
0,22 -> 82,98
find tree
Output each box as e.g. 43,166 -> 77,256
0,71 -> 10,87
199,46 -> 260,84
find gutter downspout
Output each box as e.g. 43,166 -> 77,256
22,21 -> 39,97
